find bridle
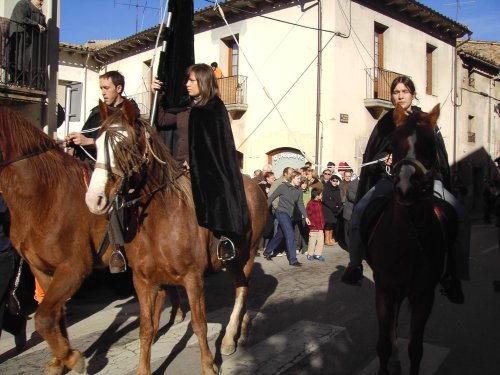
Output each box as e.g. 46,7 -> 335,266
94,125 -> 148,212
392,156 -> 436,198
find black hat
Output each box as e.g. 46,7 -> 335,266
330,174 -> 341,181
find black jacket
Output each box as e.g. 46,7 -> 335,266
189,96 -> 249,236
75,99 -> 140,161
356,106 -> 450,203
322,182 -> 342,224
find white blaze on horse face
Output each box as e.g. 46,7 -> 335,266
85,128 -> 127,215
86,133 -> 110,214
407,133 -> 417,159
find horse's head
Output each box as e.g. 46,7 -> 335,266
85,99 -> 146,215
391,104 -> 440,205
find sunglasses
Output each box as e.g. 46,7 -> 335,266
324,172 -> 331,175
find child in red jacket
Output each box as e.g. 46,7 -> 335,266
306,187 -> 326,261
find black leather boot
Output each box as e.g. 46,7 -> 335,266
440,273 -> 464,304
341,264 -> 363,285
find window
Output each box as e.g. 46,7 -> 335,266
468,115 -> 475,143
426,44 -> 436,95
223,35 -> 239,77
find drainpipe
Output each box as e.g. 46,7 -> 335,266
453,34 -> 472,173
315,0 -> 322,173
82,51 -> 90,125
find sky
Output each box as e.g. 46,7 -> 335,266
60,0 -> 500,45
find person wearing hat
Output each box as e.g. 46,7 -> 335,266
337,162 -> 350,179
322,173 -> 343,246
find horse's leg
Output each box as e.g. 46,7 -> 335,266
32,266 -> 86,375
185,276 -> 217,375
151,285 -> 183,342
133,276 -> 160,375
166,285 -> 184,324
375,287 -> 400,375
221,254 -> 255,355
152,287 -> 166,341
408,291 -> 435,375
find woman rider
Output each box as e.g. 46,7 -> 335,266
153,64 -> 249,261
341,76 -> 469,304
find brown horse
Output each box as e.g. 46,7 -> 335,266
0,107 -> 116,374
84,99 -> 267,375
365,104 -> 454,375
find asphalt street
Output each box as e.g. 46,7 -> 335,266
1,215 -> 499,374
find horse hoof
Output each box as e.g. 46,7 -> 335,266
201,364 -> 218,375
220,340 -> 236,356
44,358 -> 63,375
65,350 -> 86,373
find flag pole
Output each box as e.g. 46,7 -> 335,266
150,11 -> 172,126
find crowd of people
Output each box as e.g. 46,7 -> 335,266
253,160 -> 359,267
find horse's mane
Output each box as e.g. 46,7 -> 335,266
100,108 -> 193,206
0,106 -> 88,191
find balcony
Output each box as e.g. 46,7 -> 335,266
364,68 -> 403,119
217,75 -> 248,118
0,17 -> 48,102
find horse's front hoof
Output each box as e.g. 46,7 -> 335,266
65,350 -> 86,373
44,358 -> 63,375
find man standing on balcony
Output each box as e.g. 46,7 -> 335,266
65,71 -> 139,163
8,0 -> 46,85
211,62 -> 224,79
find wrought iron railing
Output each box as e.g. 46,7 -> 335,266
365,67 -> 403,102
126,90 -> 152,118
217,75 -> 247,105
0,17 -> 48,91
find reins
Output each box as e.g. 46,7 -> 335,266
0,148 -> 50,169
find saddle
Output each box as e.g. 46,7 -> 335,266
360,196 -> 457,262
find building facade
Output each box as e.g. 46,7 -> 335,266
59,0 -> 483,181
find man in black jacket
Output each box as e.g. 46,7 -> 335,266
65,71 -> 140,163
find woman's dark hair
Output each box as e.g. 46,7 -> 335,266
186,64 -> 220,106
390,75 -> 417,104
311,187 -> 322,200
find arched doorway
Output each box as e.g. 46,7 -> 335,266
267,147 -> 306,174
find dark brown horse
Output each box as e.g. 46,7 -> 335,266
365,104 -> 453,375
85,100 -> 267,375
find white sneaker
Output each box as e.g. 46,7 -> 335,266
276,252 -> 284,257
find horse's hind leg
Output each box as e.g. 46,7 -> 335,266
166,285 -> 184,324
185,276 -> 217,375
32,267 -> 86,375
408,291 -> 435,375
221,284 -> 248,356
221,254 -> 255,355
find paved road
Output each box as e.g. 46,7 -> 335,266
1,217 -> 499,374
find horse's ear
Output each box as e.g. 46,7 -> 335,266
122,99 -> 138,125
426,104 -> 440,130
99,100 -> 109,120
393,104 -> 407,127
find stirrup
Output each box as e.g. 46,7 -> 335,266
109,248 -> 127,274
217,236 -> 236,261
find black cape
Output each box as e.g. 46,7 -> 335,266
188,96 -> 249,236
356,106 -> 450,203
